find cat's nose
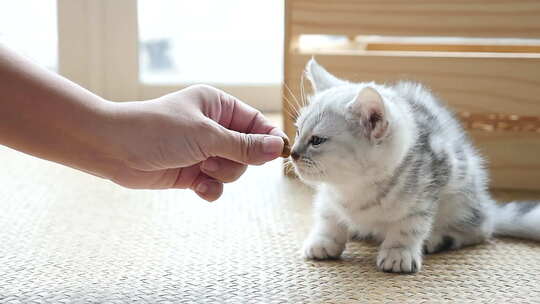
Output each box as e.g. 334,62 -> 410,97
291,151 -> 300,160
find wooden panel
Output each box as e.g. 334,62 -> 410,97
289,0 -> 540,38
470,131 -> 540,190
368,43 -> 540,53
362,37 -> 540,53
101,0 -> 139,101
491,188 -> 540,202
58,0 -> 105,94
58,0 -> 139,101
283,0 -> 297,143
286,52 -> 540,115
283,53 -> 540,190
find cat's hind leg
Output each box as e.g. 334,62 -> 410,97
424,201 -> 492,254
423,226 -> 489,254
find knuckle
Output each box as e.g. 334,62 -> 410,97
187,84 -> 219,100
194,121 -> 220,156
194,119 -> 215,133
253,110 -> 263,119
253,110 -> 263,124
238,134 -> 255,163
188,83 -> 214,92
246,110 -> 265,133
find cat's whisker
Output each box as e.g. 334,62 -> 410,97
283,82 -> 302,109
312,162 -> 322,173
285,164 -> 295,175
303,160 -> 320,174
282,93 -> 301,118
284,83 -> 304,115
300,72 -> 309,107
283,105 -> 294,118
283,105 -> 298,121
282,95 -> 300,119
310,160 -> 326,177
282,159 -> 296,175
283,96 -> 298,116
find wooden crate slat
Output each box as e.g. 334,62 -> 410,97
470,131 -> 540,190
290,0 -> 540,38
286,53 -> 540,116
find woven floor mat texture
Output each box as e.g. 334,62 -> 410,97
1,146 -> 539,303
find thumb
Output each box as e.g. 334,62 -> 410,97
208,127 -> 285,165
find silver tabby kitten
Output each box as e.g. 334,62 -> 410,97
291,59 -> 540,273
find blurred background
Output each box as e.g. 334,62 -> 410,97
0,0 -> 58,70
0,0 -> 284,111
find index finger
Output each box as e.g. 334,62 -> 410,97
215,89 -> 288,139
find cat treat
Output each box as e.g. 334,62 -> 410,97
281,137 -> 291,158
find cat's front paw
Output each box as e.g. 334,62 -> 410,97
302,234 -> 345,260
377,247 -> 422,273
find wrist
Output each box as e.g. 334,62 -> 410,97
93,100 -> 161,178
71,98 -> 128,180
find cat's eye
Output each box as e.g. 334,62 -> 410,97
309,136 -> 327,146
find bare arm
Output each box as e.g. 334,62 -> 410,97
0,44 -> 120,178
0,45 -> 286,201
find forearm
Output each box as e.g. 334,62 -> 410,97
0,45 -> 121,178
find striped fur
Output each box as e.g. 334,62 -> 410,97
292,59 -> 540,274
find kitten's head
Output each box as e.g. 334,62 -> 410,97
290,59 -> 394,184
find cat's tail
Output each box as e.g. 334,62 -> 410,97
491,201 -> 540,241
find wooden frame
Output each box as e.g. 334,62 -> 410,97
288,0 -> 540,38
58,0 -> 139,101
283,0 -> 540,190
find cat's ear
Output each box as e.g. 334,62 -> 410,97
347,86 -> 389,142
305,58 -> 347,93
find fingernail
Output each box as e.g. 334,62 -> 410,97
196,183 -> 208,194
201,159 -> 219,172
263,136 -> 283,154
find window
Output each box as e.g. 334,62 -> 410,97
0,0 -> 58,70
138,0 -> 284,85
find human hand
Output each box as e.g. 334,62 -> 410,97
0,46 -> 286,201
106,85 -> 287,201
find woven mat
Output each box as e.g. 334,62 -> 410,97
1,146 -> 539,304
